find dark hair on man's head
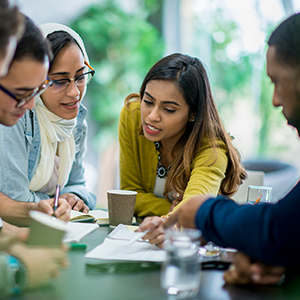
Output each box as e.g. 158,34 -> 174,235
46,31 -> 83,70
13,15 -> 51,63
268,13 -> 300,66
0,1 -> 24,59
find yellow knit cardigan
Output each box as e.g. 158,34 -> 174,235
118,100 -> 228,217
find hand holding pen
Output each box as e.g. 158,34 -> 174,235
53,184 -> 60,217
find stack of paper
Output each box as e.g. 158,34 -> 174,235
85,224 -> 166,262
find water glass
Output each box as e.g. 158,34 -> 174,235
247,185 -> 272,205
160,228 -> 202,298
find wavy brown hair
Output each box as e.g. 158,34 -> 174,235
125,53 -> 246,197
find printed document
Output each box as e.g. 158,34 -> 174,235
85,224 -> 166,262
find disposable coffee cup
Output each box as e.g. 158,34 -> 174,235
26,211 -> 67,246
107,190 -> 137,226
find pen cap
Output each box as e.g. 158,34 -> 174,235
27,211 -> 67,246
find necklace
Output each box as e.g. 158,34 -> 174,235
154,142 -> 172,178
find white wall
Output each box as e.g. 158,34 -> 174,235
17,0 -> 99,25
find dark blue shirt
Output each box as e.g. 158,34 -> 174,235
196,181 -> 300,266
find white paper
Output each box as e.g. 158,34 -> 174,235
63,222 -> 99,243
85,224 -> 166,262
107,224 -> 138,240
85,237 -> 166,262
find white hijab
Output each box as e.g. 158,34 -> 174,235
29,23 -> 89,195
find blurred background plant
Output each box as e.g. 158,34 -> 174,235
70,0 -> 165,151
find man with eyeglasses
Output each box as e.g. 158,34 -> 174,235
0,15 -> 70,229
0,3 -> 69,297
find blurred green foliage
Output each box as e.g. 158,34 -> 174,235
70,0 -> 164,146
71,0 -> 288,158
195,7 -> 284,158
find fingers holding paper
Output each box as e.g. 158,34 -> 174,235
60,193 -> 89,213
34,198 -> 71,222
139,216 -> 165,248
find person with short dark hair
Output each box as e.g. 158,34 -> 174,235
0,7 -> 68,296
0,16 -> 70,226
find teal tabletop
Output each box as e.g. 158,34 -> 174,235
5,226 -> 300,300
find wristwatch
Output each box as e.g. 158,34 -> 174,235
6,255 -> 28,294
0,217 -> 3,233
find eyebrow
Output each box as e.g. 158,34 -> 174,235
50,66 -> 86,77
144,91 -> 181,107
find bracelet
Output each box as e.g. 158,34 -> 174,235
5,255 -> 28,294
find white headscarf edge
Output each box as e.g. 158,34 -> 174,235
38,23 -> 90,64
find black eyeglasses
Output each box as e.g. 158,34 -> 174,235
0,78 -> 51,108
49,61 -> 95,94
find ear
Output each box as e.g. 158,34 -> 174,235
189,114 -> 196,122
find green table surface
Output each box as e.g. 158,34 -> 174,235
5,226 -> 300,300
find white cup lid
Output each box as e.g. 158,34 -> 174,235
107,190 -> 137,195
29,211 -> 67,231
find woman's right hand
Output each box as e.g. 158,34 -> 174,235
138,216 -> 166,248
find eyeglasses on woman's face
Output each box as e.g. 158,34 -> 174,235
0,78 -> 51,108
49,61 -> 95,94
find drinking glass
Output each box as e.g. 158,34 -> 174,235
246,185 -> 272,205
160,228 -> 202,298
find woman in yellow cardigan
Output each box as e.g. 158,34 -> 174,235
119,53 -> 246,244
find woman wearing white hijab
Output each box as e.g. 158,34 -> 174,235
0,23 -> 96,212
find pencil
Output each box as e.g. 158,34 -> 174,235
53,184 -> 60,216
254,194 -> 262,205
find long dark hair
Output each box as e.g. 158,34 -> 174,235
126,53 -> 246,197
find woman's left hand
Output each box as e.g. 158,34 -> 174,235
60,193 -> 89,213
168,193 -> 183,213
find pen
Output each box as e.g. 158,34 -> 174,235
127,230 -> 149,246
53,184 -> 60,216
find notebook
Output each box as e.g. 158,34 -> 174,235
70,209 -> 109,225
